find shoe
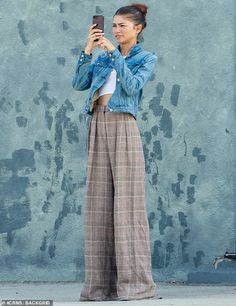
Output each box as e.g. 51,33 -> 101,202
150,295 -> 163,299
118,293 -> 163,301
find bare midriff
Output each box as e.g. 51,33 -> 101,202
97,93 -> 112,106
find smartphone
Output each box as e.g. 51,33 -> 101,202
92,15 -> 104,41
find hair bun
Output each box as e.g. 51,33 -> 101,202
130,3 -> 148,16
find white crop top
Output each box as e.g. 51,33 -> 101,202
98,56 -> 126,97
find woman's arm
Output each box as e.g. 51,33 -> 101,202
72,50 -> 95,91
108,49 -> 158,96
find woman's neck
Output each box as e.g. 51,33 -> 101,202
120,40 -> 138,56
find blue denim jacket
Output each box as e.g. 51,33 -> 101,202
72,41 -> 158,119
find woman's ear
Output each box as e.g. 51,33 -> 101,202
135,23 -> 143,35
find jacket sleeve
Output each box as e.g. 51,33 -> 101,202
107,49 -> 158,96
72,51 -> 95,91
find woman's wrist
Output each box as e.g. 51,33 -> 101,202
107,47 -> 116,54
84,46 -> 92,55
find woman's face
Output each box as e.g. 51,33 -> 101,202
112,15 -> 142,43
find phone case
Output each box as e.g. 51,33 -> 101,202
92,15 -> 104,41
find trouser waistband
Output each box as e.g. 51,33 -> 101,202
93,104 -> 112,112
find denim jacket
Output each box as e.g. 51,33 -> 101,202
72,41 -> 158,119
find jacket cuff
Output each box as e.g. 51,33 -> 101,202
107,48 -> 120,62
78,50 -> 93,64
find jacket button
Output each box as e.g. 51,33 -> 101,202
109,108 -> 113,111
117,78 -> 120,81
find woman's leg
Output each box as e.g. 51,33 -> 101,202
106,111 -> 158,300
80,105 -> 118,301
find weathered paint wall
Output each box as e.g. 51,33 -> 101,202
0,0 -> 235,283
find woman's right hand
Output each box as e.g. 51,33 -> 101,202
85,24 -> 104,53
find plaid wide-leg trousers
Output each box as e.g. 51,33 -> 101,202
80,104 -> 157,301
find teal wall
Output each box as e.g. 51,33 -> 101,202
0,0 -> 235,283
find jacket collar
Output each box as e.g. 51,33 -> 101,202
117,41 -> 142,57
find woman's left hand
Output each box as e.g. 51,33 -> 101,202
98,35 -> 116,52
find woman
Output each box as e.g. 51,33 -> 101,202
72,3 -> 160,301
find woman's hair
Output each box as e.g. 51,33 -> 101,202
113,3 -> 148,40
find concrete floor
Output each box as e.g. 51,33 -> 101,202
0,282 -> 236,306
